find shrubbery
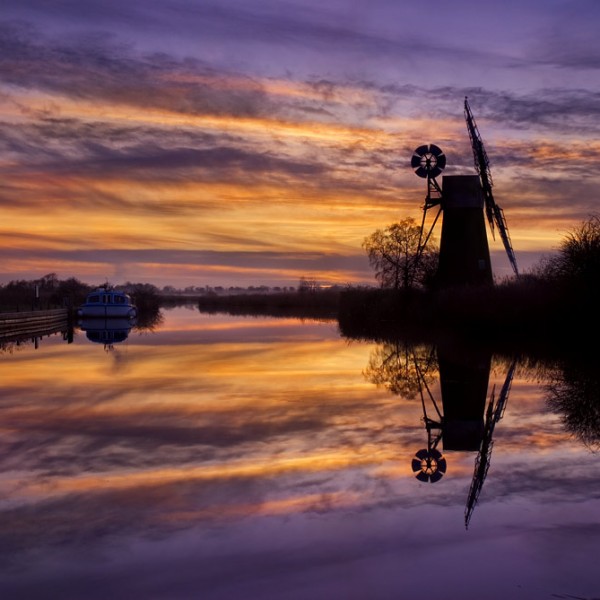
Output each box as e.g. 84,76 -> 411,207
0,273 -> 91,311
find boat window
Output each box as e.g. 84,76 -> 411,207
115,296 -> 125,304
103,294 -> 111,303
88,295 -> 100,303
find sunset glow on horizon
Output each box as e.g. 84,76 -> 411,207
2,1 -> 599,287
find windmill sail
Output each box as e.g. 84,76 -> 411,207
464,98 -> 519,277
464,359 -> 517,528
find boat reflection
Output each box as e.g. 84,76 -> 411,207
365,339 -> 517,528
78,316 -> 136,350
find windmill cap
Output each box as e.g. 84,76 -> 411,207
442,175 -> 483,209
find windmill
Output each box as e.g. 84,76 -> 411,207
411,99 -> 519,286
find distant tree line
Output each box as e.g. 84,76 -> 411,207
196,287 -> 340,320
0,275 -> 162,316
0,273 -> 337,315
0,273 -> 91,312
161,284 -> 297,296
2,214 -> 598,338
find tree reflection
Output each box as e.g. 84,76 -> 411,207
363,341 -> 437,398
546,360 -> 600,449
134,306 -> 164,332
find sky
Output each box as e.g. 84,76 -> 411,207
1,0 -> 599,288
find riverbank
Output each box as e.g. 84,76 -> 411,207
193,279 -> 597,358
195,288 -> 340,320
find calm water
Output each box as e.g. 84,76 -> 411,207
0,307 -> 598,600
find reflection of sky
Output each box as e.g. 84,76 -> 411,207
0,308 -> 599,599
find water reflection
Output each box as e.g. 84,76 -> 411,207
365,339 -> 521,527
362,330 -> 600,536
0,311 -> 165,355
0,308 -> 599,599
0,319 -> 73,353
78,316 -> 136,350
546,355 -> 600,449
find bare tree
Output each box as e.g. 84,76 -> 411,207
298,276 -> 319,293
362,217 -> 438,290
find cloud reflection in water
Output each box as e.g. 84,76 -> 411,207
0,309 -> 598,599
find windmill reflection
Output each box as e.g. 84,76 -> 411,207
463,356 -> 516,527
365,340 -> 517,527
78,317 -> 135,351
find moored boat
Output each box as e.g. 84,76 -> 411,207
77,287 -> 137,318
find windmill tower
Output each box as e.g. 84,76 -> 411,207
411,98 -> 518,287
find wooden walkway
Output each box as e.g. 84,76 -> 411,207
0,309 -> 71,342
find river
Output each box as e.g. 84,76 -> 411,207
0,306 -> 598,599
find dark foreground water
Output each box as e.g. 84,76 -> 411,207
0,307 -> 598,600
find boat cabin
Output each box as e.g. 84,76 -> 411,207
77,288 -> 137,318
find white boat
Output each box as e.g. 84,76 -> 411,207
77,287 -> 137,318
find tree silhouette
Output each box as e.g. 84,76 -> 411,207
362,218 -> 438,290
540,214 -> 600,296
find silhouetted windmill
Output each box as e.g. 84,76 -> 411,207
411,99 -> 519,286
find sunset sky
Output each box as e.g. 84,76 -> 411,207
1,0 -> 599,288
